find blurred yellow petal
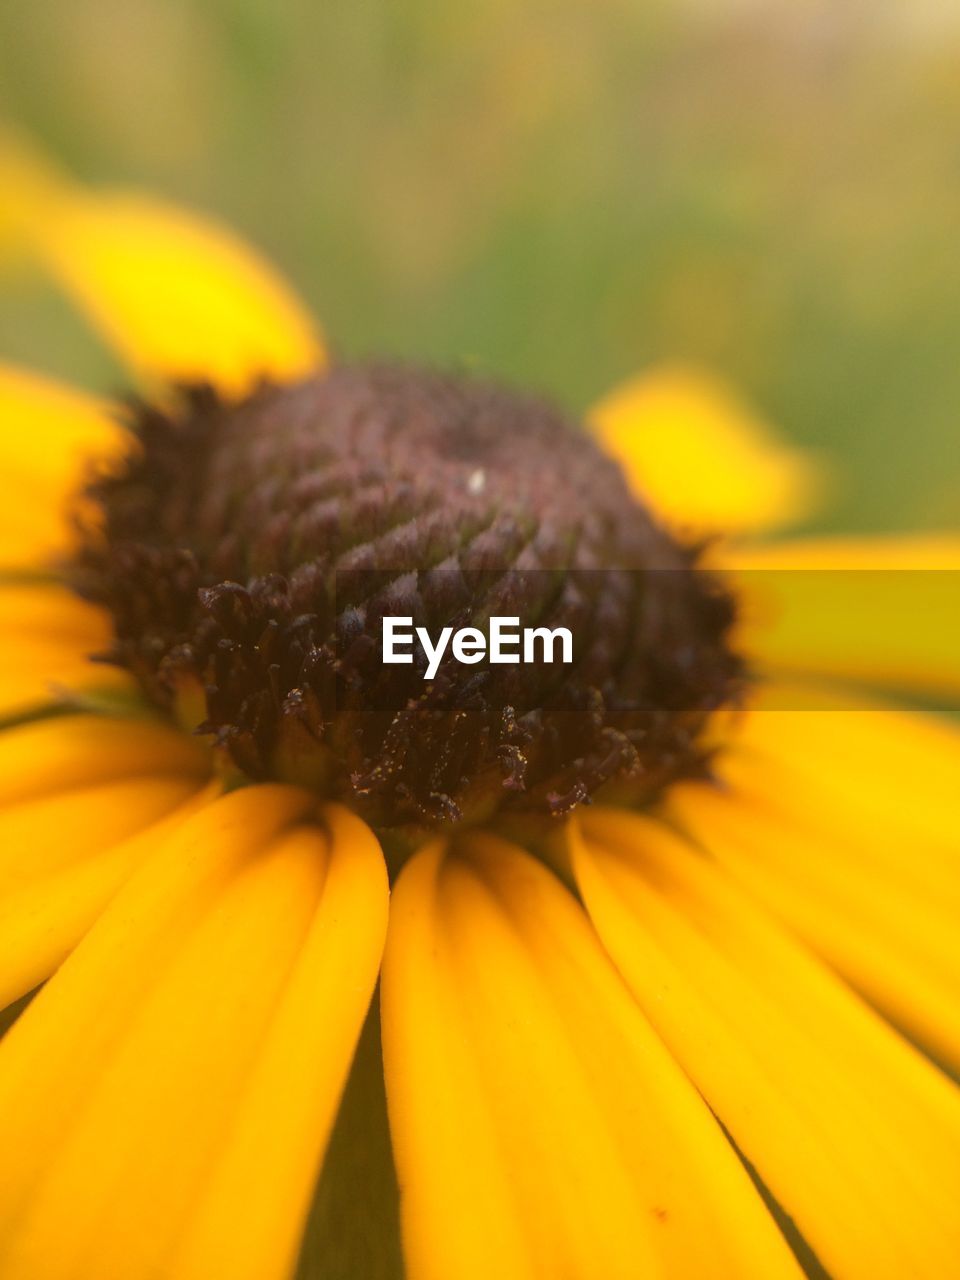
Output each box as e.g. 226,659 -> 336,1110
0,778 -> 207,899
0,711 -> 211,808
671,798 -> 960,1074
0,781 -> 218,1011
0,713 -> 215,1008
0,787 -> 387,1280
671,701 -> 960,1072
0,582 -> 135,718
572,809 -> 960,1280
1,132 -> 324,394
721,694 -> 960,860
0,126 -> 65,262
0,773 -> 212,1003
0,363 -> 130,571
170,805 -> 388,1280
382,833 -> 803,1280
588,366 -> 819,536
730,535 -> 960,571
36,187 -> 325,395
726,535 -> 960,696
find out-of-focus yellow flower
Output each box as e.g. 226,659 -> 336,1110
0,139 -> 959,1280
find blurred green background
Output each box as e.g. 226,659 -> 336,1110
1,0 -> 958,534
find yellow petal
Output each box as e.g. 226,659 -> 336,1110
0,711 -> 210,808
0,127 -> 65,262
721,695 -> 960,861
725,535 -> 960,697
382,833 -> 803,1280
0,781 -> 218,1011
0,582 -> 133,718
587,365 -> 819,536
35,186 -> 325,396
571,808 -> 960,1280
0,363 -> 130,571
0,777 -> 206,899
170,805 -> 388,1280
0,713 -> 215,1009
0,788 -> 387,1280
670,701 -> 960,1073
730,535 -> 960,571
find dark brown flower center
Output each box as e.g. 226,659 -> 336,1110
73,364 -> 742,832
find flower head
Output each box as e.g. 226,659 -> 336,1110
1,149 -> 960,1280
73,364 -> 742,827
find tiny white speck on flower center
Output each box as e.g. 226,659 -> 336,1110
467,467 -> 487,495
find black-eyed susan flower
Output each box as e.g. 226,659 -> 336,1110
1,143 -> 959,1280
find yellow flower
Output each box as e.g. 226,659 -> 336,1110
1,147 -> 960,1280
